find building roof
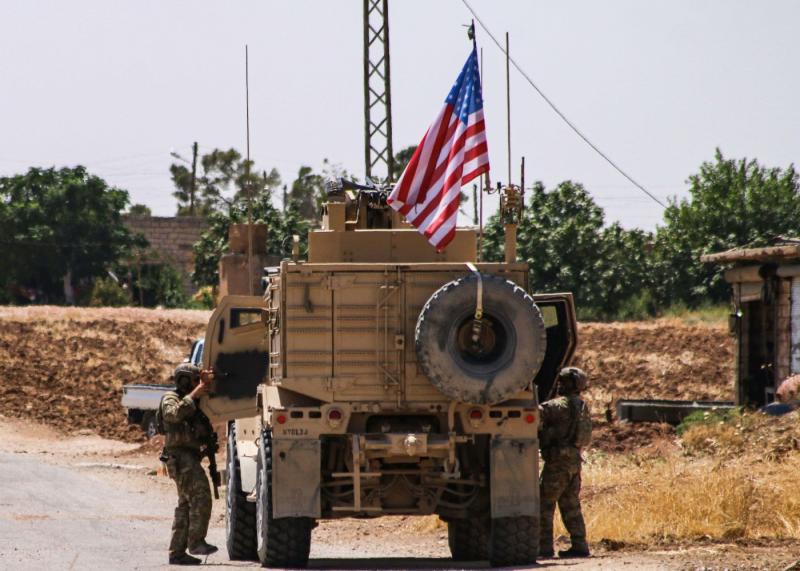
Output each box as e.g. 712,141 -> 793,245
701,242 -> 800,264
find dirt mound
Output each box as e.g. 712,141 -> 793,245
0,306 -> 208,442
571,320 -> 733,452
576,319 -> 734,408
0,308 -> 735,449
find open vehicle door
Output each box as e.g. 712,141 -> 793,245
201,295 -> 267,422
531,293 -> 578,403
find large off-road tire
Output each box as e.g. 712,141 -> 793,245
225,424 -> 258,561
489,516 -> 539,567
140,412 -> 158,439
255,430 -> 313,568
447,517 -> 490,561
416,273 -> 547,404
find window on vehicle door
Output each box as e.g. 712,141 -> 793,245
192,340 -> 205,366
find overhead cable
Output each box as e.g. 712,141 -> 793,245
461,0 -> 667,209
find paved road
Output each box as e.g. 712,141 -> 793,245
0,451 -> 224,570
0,448 -> 723,571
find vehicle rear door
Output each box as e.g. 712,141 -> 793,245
531,293 -> 578,402
201,295 -> 267,421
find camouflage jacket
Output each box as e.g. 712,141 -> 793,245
160,391 -> 211,452
538,394 -> 586,465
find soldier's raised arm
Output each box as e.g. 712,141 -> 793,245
161,391 -> 197,423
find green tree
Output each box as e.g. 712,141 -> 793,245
289,165 -> 325,222
652,150 -> 800,307
170,142 -> 201,216
0,166 -> 137,304
182,148 -> 282,215
392,145 -> 417,180
192,179 -> 301,287
128,203 -> 152,216
482,181 -> 652,320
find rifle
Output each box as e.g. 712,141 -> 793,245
199,411 -> 221,499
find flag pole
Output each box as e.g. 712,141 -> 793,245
474,23 -> 484,262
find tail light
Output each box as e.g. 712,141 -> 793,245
468,408 -> 484,427
276,413 -> 287,425
327,408 -> 343,428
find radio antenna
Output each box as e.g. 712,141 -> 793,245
245,44 -> 254,295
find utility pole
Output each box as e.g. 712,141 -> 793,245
189,141 -> 198,215
363,0 -> 394,182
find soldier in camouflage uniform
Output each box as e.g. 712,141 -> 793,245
160,370 -> 218,565
538,367 -> 592,558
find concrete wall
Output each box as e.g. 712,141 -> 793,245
123,215 -> 208,295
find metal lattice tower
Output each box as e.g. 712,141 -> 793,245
363,0 -> 394,182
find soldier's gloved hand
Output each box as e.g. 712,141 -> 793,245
200,369 -> 215,383
190,379 -> 209,400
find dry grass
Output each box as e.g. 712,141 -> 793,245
554,412 -> 800,543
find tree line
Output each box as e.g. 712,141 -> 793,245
1,148 -> 798,319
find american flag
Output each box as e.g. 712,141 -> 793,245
388,46 -> 490,251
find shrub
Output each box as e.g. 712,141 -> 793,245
88,277 -> 131,307
189,286 -> 216,310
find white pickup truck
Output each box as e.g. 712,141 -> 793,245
121,339 -> 204,438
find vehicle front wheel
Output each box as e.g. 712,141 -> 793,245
255,430 -> 313,568
225,424 -> 258,560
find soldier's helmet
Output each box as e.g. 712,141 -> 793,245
558,367 -> 588,392
173,364 -> 201,395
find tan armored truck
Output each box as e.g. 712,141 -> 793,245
200,180 -> 577,567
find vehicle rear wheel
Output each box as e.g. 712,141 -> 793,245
226,424 -> 258,561
489,516 -> 539,567
141,412 -> 157,439
416,273 -> 547,404
447,517 -> 489,561
256,430 -> 313,568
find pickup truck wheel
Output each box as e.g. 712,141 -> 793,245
489,516 -> 539,566
416,273 -> 547,404
226,424 -> 258,561
141,412 -> 157,440
448,517 -> 489,561
256,430 -> 312,568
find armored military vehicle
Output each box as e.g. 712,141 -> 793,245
200,180 -> 577,567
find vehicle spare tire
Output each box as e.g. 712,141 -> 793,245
415,273 -> 546,404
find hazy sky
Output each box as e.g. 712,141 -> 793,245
1,1 -> 798,230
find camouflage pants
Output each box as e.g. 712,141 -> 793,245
165,449 -> 212,557
539,459 -> 587,551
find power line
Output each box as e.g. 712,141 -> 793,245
461,0 -> 667,210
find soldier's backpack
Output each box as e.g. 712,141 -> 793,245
154,392 -> 178,436
569,399 -> 593,449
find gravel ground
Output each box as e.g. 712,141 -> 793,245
2,418 -> 800,571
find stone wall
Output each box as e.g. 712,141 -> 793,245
123,215 -> 208,295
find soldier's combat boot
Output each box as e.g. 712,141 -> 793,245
168,553 -> 202,565
188,540 -> 218,556
558,542 -> 590,558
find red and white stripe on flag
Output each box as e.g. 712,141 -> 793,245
388,47 -> 489,251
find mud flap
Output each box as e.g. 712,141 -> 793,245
490,438 -> 539,518
271,439 -> 321,518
